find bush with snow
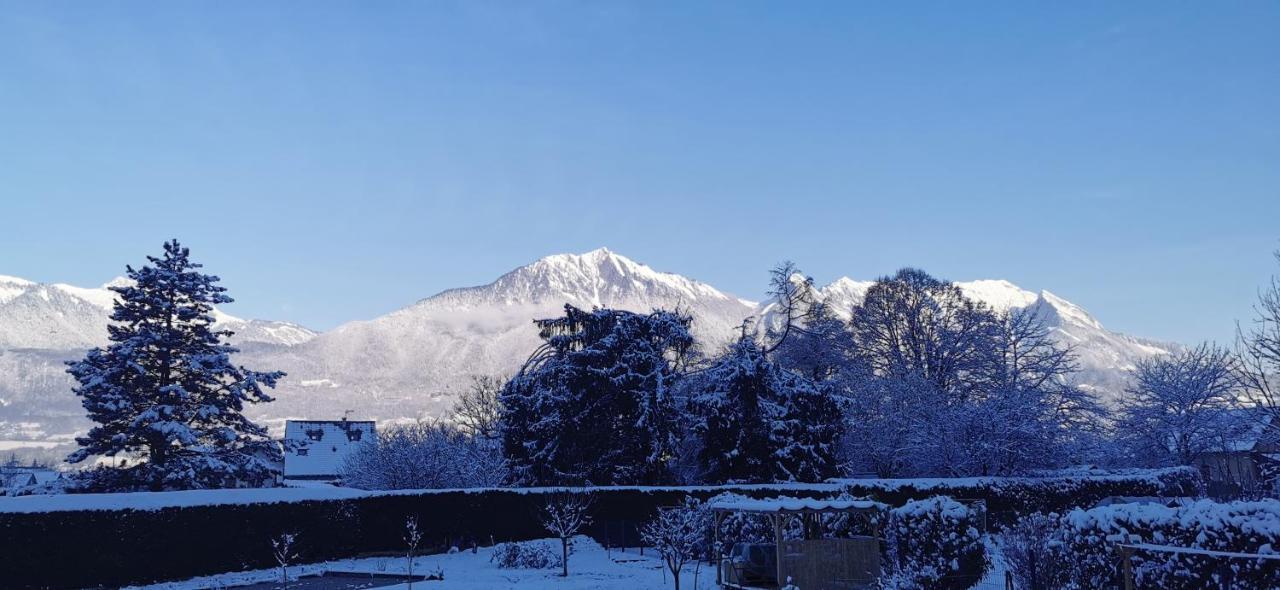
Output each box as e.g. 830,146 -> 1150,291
838,466 -> 1201,526
490,540 -> 562,569
340,420 -> 505,490
998,512 -> 1071,589
881,496 -> 988,590
1051,499 -> 1280,589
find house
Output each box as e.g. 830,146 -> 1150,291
1193,409 -> 1280,498
282,419 -> 376,482
0,463 -> 63,493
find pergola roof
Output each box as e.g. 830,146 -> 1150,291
708,497 -> 885,514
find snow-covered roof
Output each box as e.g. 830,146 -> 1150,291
708,496 -> 884,514
283,420 -> 376,479
0,467 -> 60,489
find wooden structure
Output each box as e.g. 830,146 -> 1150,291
710,497 -> 885,590
1192,409 -> 1280,498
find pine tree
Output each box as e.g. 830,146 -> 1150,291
771,370 -> 844,482
692,335 -> 841,483
691,337 -> 779,483
66,240 -> 284,490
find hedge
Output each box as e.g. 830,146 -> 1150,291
0,469 -> 1199,589
835,467 -> 1202,526
1044,499 -> 1280,589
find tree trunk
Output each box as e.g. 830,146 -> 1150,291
561,537 -> 569,577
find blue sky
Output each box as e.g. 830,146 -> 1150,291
1,2 -> 1277,344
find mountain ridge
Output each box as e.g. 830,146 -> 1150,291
0,249 -> 1174,445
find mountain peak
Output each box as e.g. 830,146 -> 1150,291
956,279 -> 1039,311
424,248 -> 749,314
101,276 -> 133,289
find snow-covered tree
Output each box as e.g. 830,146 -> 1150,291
835,268 -> 1110,477
540,492 -> 593,578
850,268 -> 1001,401
272,532 -> 299,586
761,261 -> 821,354
692,335 -> 842,483
1237,251 -> 1280,437
1117,343 -> 1242,466
842,374 -> 940,478
65,240 -> 284,490
773,299 -> 863,386
404,516 -> 423,589
341,420 -> 504,490
640,499 -> 710,590
501,305 -> 695,486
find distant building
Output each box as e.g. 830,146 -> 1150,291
1193,409 -> 1280,498
282,419 -> 376,481
0,463 -> 62,493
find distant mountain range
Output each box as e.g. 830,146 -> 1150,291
0,249 -> 1175,446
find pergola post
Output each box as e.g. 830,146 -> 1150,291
772,513 -> 784,588
714,511 -> 723,586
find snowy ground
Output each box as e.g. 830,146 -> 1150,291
126,537 -> 718,590
126,535 -> 1011,590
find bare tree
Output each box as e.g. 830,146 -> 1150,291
849,268 -> 1002,401
1117,343 -> 1241,465
1237,251 -> 1280,432
761,261 -> 819,354
540,492 -> 593,577
404,516 -> 423,588
991,308 -> 1078,393
272,532 -> 299,587
451,375 -> 505,442
640,500 -> 709,590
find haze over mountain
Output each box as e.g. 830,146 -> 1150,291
0,249 -> 1174,446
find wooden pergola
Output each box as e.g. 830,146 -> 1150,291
710,497 -> 885,590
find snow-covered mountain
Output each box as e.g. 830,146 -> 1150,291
0,249 -> 1174,445
249,248 -> 755,426
0,275 -> 316,349
0,275 -> 317,443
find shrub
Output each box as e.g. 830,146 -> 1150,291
999,512 -> 1070,590
881,496 -> 989,590
341,420 -> 505,490
490,540 -> 561,569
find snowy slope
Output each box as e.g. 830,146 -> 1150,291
0,276 -> 317,349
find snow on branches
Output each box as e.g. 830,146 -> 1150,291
66,240 -> 284,491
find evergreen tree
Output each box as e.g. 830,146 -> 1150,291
692,335 -> 841,483
66,240 -> 284,490
500,305 -> 694,486
770,367 -> 844,481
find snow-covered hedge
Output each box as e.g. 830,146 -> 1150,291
881,496 -> 989,590
838,466 -> 1200,526
1054,499 -> 1280,589
491,540 -> 562,569
0,470 -> 1195,589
